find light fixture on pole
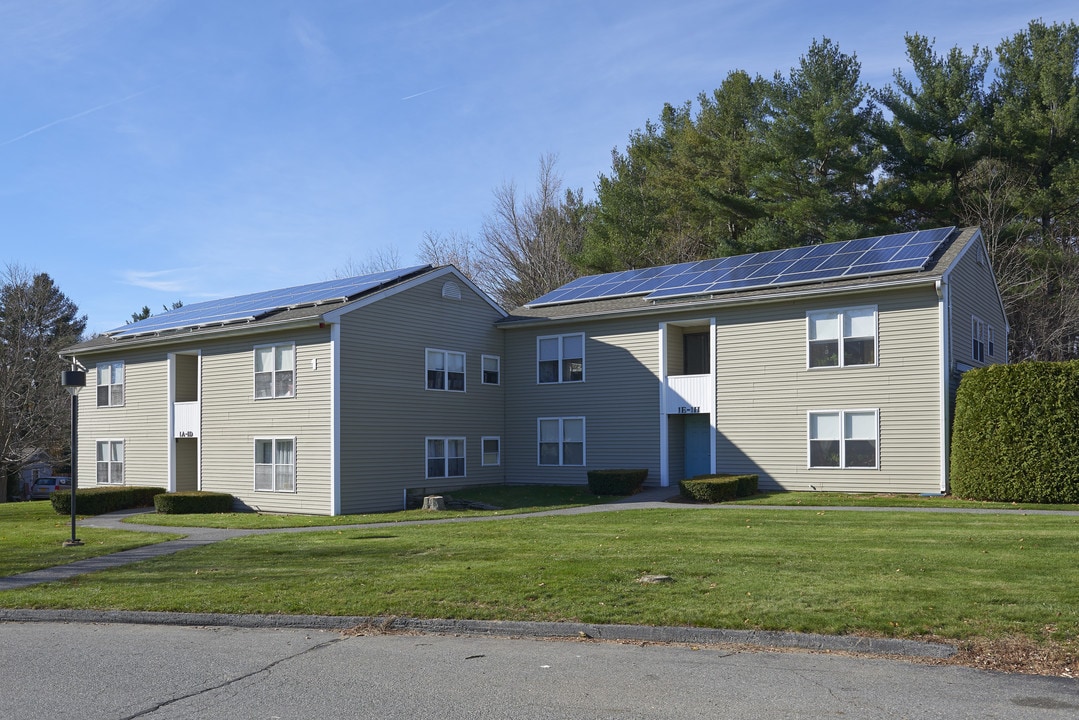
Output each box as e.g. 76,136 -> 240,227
60,368 -> 86,547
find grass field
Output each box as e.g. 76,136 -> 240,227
3,508 -> 1077,647
0,501 -> 180,577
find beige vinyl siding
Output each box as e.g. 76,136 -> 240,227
337,276 -> 506,513
504,317 -> 661,485
715,285 -> 942,493
199,326 -> 333,514
948,238 -> 1008,368
77,350 -> 170,488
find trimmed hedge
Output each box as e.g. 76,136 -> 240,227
679,474 -> 758,503
51,486 -> 167,516
951,361 -> 1079,503
587,468 -> 648,496
154,491 -> 234,514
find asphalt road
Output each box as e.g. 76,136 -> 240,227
1,622 -> 1076,719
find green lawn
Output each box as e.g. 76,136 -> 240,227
3,507 -> 1077,654
125,485 -> 613,529
729,491 -> 1079,511
0,501 -> 181,577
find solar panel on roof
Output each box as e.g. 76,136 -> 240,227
107,264 -> 432,337
526,227 -> 956,307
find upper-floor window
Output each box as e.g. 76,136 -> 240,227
683,332 -> 710,374
538,417 -> 585,466
254,344 -> 294,399
972,316 -> 995,362
807,307 -> 877,368
538,333 -> 584,383
808,410 -> 878,469
482,355 -> 501,385
96,439 -> 124,484
426,437 -> 465,478
97,361 -> 124,407
426,349 -> 465,391
255,437 -> 295,492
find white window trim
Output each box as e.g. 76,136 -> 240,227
425,436 -> 467,479
481,436 -> 501,466
537,416 -> 586,466
96,361 -> 125,407
806,306 -> 878,370
253,437 -> 297,493
481,354 -> 501,386
95,439 -> 125,485
253,342 -> 296,400
425,348 -> 467,392
806,409 -> 879,470
536,333 -> 586,384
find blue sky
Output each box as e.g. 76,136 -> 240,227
2,1 -> 1074,333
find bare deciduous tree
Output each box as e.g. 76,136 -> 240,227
335,246 -> 403,278
479,154 -> 588,308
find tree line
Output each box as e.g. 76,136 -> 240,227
441,19 -> 1077,362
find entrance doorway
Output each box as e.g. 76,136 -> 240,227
683,414 -> 711,478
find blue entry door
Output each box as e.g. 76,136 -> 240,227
683,414 -> 711,478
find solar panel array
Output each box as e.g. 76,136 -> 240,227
527,227 -> 955,307
109,264 -> 432,338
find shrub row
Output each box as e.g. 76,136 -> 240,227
154,491 -> 234,514
951,360 -> 1079,503
51,486 -> 166,516
679,474 -> 758,503
587,468 -> 648,496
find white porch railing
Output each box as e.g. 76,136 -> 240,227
665,374 -> 712,415
173,401 -> 200,438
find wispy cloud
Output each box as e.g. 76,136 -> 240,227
401,87 -> 443,101
120,268 -> 195,293
0,89 -> 149,147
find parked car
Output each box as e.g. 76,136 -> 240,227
28,476 -> 71,500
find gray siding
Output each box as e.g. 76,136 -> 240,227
337,275 -> 506,513
503,317 -> 662,485
948,238 -> 1008,369
77,350 -> 170,489
199,326 -> 333,514
714,286 -> 943,493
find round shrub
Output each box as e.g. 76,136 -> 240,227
951,361 -> 1079,503
154,491 -> 235,514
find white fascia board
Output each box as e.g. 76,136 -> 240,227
67,317 -> 326,357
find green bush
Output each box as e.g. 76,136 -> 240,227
679,474 -> 758,503
587,469 -> 648,496
51,485 -> 167,516
951,361 -> 1079,503
154,491 -> 234,514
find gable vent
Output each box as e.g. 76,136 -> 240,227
442,281 -> 461,300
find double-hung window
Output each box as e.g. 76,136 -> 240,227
96,440 -> 124,484
254,344 -> 295,399
537,333 -> 584,383
482,436 -> 501,466
426,349 -> 465,391
97,362 -> 124,407
808,410 -> 878,469
538,417 -> 585,466
255,438 -> 295,492
807,307 -> 876,368
482,355 -> 501,385
426,437 -> 465,478
972,316 -> 988,362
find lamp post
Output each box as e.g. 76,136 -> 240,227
60,369 -> 86,547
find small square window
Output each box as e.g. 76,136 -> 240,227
482,437 -> 501,466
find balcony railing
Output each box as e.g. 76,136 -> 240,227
665,374 -> 711,415
173,401 -> 200,438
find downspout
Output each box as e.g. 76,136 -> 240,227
330,323 -> 341,515
935,278 -> 950,494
